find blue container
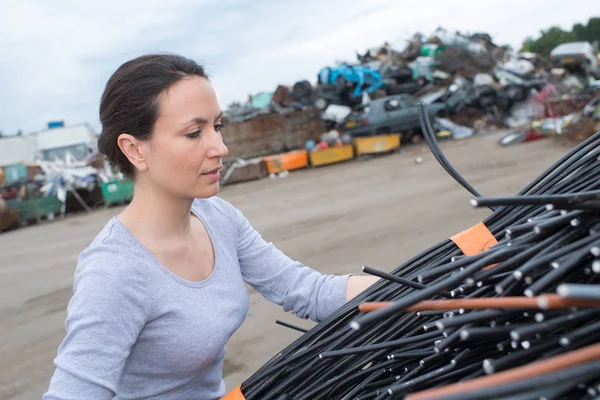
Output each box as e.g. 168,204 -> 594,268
47,120 -> 65,129
4,164 -> 28,184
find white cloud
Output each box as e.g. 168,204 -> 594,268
0,0 -> 211,133
210,0 -> 600,109
0,0 -> 598,134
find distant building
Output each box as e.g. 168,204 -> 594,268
35,123 -> 98,162
0,123 -> 98,167
0,135 -> 37,166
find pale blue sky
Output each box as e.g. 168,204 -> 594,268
0,0 -> 598,134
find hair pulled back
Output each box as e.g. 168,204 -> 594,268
98,53 -> 207,177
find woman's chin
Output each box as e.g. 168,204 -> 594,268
192,183 -> 220,199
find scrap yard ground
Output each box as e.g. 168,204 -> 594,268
0,132 -> 571,399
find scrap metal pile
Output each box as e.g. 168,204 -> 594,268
226,27 -> 599,141
238,109 -> 600,399
0,151 -> 129,231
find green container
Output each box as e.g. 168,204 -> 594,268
4,164 -> 28,184
6,196 -> 62,224
101,179 -> 134,205
420,44 -> 444,58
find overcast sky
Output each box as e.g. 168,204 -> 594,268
0,0 -> 598,134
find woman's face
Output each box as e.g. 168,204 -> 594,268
137,76 -> 228,199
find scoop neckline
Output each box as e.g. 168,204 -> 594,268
111,206 -> 220,288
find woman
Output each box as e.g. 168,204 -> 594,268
43,53 -> 379,400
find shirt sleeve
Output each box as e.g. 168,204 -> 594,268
233,206 -> 350,322
43,250 -> 150,400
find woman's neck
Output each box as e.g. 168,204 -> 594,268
118,178 -> 195,242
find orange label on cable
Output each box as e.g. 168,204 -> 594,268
221,385 -> 246,400
450,222 -> 497,256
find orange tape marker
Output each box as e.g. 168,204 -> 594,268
450,222 -> 499,270
450,222 -> 497,256
221,385 -> 246,400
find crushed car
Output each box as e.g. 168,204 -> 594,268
341,94 -> 447,142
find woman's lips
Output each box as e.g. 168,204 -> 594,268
202,167 -> 221,181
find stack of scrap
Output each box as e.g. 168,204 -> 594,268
220,158 -> 268,186
225,27 -> 598,144
235,110 -> 600,399
38,154 -> 100,213
2,150 -> 132,223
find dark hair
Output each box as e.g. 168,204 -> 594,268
98,53 -> 208,177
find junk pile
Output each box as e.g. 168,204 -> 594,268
233,110 -> 600,399
37,153 -> 103,214
219,30 -> 600,187
499,90 -> 600,147
225,27 -> 599,148
0,152 -> 134,230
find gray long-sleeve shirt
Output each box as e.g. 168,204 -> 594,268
43,197 -> 350,400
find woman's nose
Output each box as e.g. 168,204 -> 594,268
206,129 -> 229,159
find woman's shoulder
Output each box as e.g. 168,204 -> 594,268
192,196 -> 240,224
76,217 -> 149,283
70,218 -> 151,323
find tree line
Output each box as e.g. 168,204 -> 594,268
521,17 -> 599,56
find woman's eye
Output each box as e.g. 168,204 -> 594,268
185,130 -> 201,138
215,124 -> 224,132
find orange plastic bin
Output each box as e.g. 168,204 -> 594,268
263,150 -> 309,174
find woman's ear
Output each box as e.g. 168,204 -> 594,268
117,133 -> 148,173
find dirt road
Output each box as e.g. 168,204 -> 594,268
0,132 -> 571,399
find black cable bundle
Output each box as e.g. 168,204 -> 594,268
238,105 -> 600,400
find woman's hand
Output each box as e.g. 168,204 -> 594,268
345,276 -> 381,301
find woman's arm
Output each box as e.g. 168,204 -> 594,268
345,276 -> 381,301
232,205 -> 352,322
44,251 -> 149,400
